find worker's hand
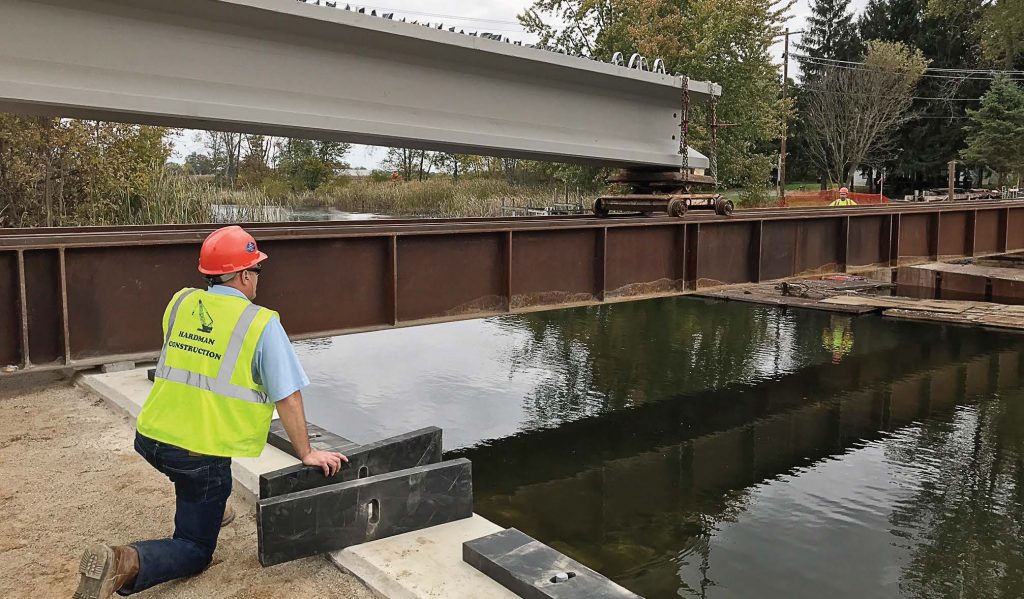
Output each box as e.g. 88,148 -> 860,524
302,450 -> 348,477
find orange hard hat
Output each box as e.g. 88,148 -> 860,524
839,187 -> 850,194
198,225 -> 268,275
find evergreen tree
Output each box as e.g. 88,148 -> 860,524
797,0 -> 863,82
859,0 -> 922,45
962,75 -> 1024,185
855,0 -> 986,192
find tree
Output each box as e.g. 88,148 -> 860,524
277,138 -> 351,191
435,153 -> 478,181
801,41 -> 929,186
856,0 -> 987,193
197,131 -> 243,187
928,0 -> 1024,67
184,152 -> 216,175
237,137 -> 271,186
962,75 -> 1024,186
383,147 -> 417,181
244,135 -> 276,169
314,140 -> 351,170
0,116 -> 171,227
797,0 -> 864,83
520,0 -> 792,202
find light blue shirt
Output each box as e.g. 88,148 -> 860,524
207,285 -> 310,403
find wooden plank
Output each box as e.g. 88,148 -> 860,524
257,459 -> 473,566
883,307 -> 1024,331
821,296 -> 977,314
882,309 -> 967,325
696,290 -> 878,314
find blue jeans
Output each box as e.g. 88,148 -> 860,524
121,433 -> 232,595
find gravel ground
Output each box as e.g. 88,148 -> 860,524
0,373 -> 374,599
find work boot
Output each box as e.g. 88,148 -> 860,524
73,544 -> 139,599
222,503 -> 235,527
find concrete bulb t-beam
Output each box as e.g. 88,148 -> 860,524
0,0 -> 719,169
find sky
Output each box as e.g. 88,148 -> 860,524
172,0 -> 869,167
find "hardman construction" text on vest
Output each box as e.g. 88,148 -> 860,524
137,288 -> 278,457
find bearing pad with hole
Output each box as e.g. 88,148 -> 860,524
259,426 -> 443,499
267,419 -> 362,457
256,458 -> 473,566
463,528 -> 641,598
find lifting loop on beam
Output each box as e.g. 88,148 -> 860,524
628,53 -> 649,71
652,58 -> 666,74
611,52 -> 625,66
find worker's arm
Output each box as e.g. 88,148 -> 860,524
256,315 -> 346,477
277,390 -> 348,477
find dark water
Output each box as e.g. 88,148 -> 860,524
294,298 -> 1024,599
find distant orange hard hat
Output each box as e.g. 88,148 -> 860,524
198,225 -> 268,275
839,187 -> 850,194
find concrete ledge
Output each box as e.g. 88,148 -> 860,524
76,367 -> 298,503
332,515 -> 519,599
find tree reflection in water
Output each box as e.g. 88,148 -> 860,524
458,299 -> 1024,598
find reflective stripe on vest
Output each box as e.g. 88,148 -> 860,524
140,288 -> 277,457
153,293 -> 269,404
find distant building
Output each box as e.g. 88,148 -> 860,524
338,168 -> 372,178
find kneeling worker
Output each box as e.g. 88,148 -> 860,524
829,187 -> 857,207
74,225 -> 347,598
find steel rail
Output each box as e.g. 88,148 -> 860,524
1,201 -> 1018,249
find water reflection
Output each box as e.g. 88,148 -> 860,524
293,297 -> 1024,598
211,204 -> 385,222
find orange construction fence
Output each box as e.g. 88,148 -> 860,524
778,190 -> 891,208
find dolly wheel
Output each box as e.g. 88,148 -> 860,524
593,198 -> 610,218
668,199 -> 688,218
715,197 -> 734,216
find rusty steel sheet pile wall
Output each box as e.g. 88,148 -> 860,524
1,202 -> 1023,374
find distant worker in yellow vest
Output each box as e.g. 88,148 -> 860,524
829,187 -> 857,207
74,225 -> 347,599
822,316 -> 855,363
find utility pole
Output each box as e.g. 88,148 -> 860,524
947,160 -> 956,202
779,29 -> 802,204
780,28 -> 790,204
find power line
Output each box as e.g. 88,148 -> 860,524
794,53 -> 1024,76
800,84 -> 984,102
798,57 -> 1024,82
793,52 -> 1024,81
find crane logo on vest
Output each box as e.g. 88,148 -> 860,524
193,300 -> 215,334
168,299 -> 222,360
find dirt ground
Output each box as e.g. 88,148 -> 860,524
0,373 -> 374,599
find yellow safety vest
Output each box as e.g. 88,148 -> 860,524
829,198 -> 857,207
137,288 -> 278,457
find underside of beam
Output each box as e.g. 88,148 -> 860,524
0,0 -> 717,168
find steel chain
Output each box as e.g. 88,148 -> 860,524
710,94 -> 718,184
680,76 -> 689,175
